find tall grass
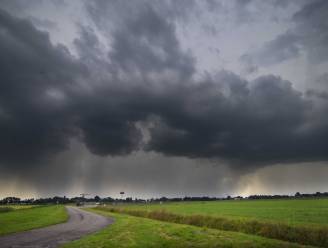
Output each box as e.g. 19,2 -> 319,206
97,207 -> 328,247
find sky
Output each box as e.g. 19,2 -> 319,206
0,0 -> 328,199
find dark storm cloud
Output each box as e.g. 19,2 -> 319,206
306,89 -> 328,100
79,0 -> 328,165
107,5 -> 195,79
84,0 -> 197,31
145,74 -> 325,164
1,0 -> 328,175
292,0 -> 328,64
0,0 -> 67,16
28,17 -> 58,30
209,0 -> 304,26
77,0 -> 328,165
0,8 -> 83,167
239,54 -> 258,74
248,32 -> 302,67
242,0 -> 328,67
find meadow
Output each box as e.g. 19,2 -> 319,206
2,199 -> 328,247
0,205 -> 68,235
105,198 -> 328,226
93,198 -> 328,247
63,209 -> 310,248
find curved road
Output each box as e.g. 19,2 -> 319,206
0,206 -> 114,248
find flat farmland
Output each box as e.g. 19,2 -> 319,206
107,198 -> 328,226
63,209 -> 310,248
94,198 -> 328,247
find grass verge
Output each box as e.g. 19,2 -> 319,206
62,209 -> 309,248
99,207 -> 328,248
0,205 -> 68,236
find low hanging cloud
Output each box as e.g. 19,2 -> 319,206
0,1 -> 328,178
0,8 -> 84,167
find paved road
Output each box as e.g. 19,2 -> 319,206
0,207 -> 114,248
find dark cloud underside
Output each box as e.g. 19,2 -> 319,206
0,0 -> 327,176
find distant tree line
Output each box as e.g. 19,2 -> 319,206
1,192 -> 328,205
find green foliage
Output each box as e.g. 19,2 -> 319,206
63,209 -> 307,248
0,205 -> 68,235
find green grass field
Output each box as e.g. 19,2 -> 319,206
2,199 -> 327,247
106,198 -> 328,226
63,209 -> 310,248
95,198 -> 328,247
0,205 -> 68,235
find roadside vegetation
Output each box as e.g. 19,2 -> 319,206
63,209 -> 310,248
96,199 -> 328,247
0,205 -> 68,235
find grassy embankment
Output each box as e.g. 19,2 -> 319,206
63,208 -> 310,248
0,205 -> 68,235
97,199 -> 328,247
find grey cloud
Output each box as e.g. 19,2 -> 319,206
28,16 -> 58,30
237,162 -> 328,196
306,89 -> 328,100
108,5 -> 195,78
85,0 -> 197,32
249,32 -> 301,67
239,54 -> 258,74
305,74 -> 328,102
145,73 -> 322,165
0,0 -> 67,17
75,9 -> 328,164
242,0 -> 328,67
0,8 -> 83,167
1,1 -> 328,177
71,4 -> 195,156
221,0 -> 303,25
0,0 -> 43,14
292,0 -> 328,64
